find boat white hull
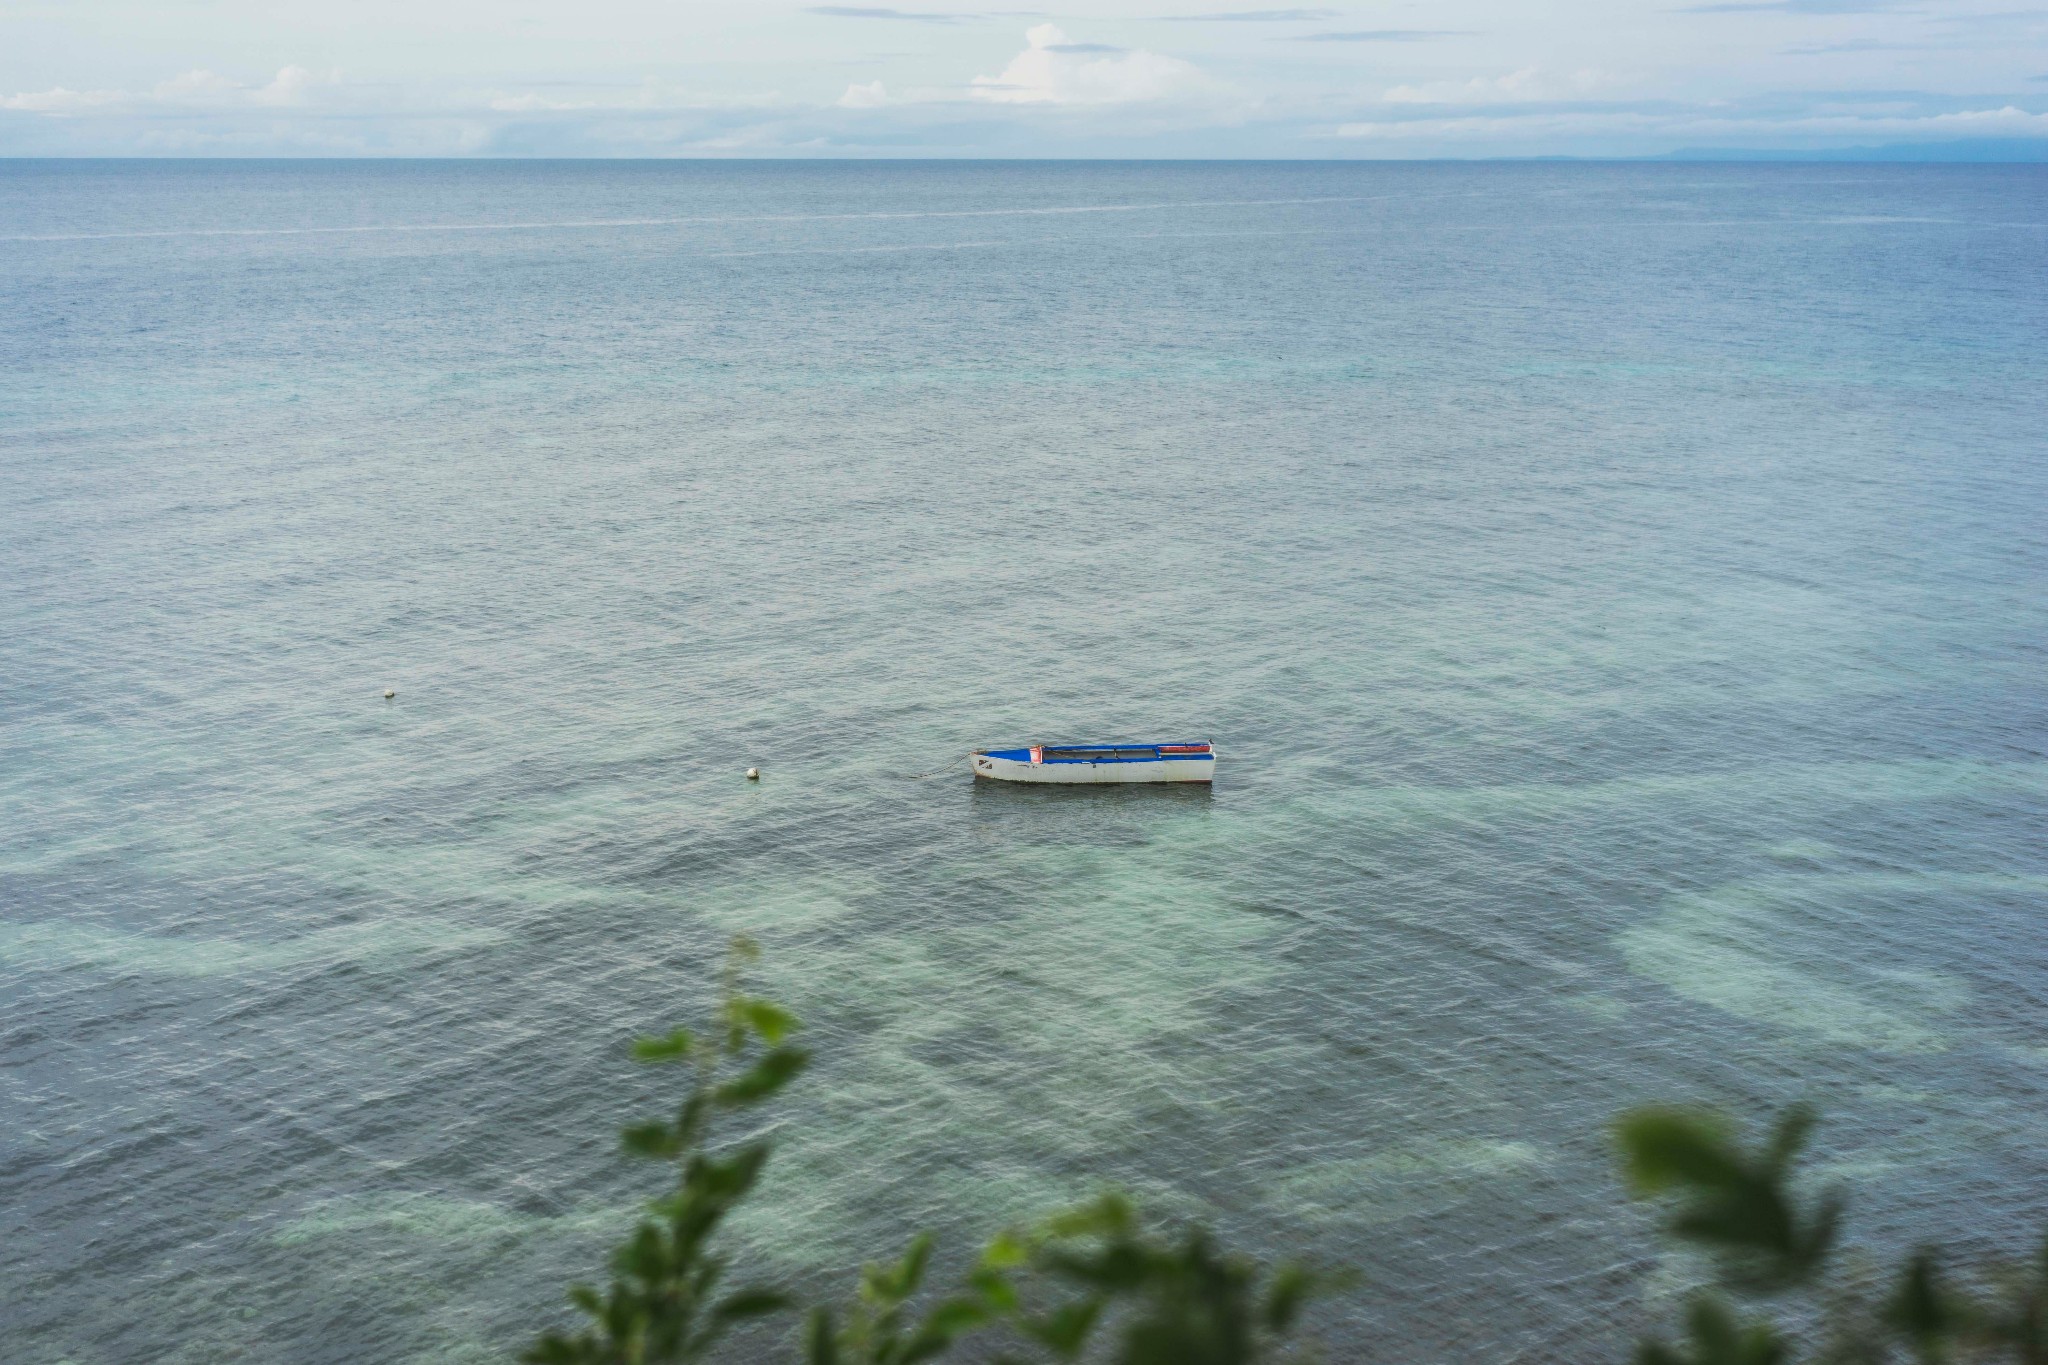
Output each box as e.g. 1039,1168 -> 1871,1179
971,752 -> 1215,784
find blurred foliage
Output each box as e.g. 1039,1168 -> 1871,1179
990,1192 -> 1346,1365
1618,1104 -> 2048,1365
1618,1104 -> 1841,1294
795,1186 -> 1340,1365
523,940 -> 809,1365
801,1231 -> 1009,1365
534,948 -> 2048,1363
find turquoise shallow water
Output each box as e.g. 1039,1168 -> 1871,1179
2,161 -> 2045,1362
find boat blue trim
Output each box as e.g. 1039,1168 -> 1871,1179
976,752 -> 1214,764
1041,756 -> 1211,764
1057,743 -> 1207,750
975,743 -> 1213,763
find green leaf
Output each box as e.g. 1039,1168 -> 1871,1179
712,1045 -> 810,1105
966,1266 -> 1019,1313
673,1093 -> 710,1148
520,1332 -> 583,1364
1885,1250 -> 1959,1361
1022,1298 -> 1103,1359
620,1121 -> 680,1159
880,1233 -> 934,1302
1262,1261 -> 1326,1334
1617,1108 -> 1741,1196
632,1028 -> 696,1063
684,1142 -> 771,1202
1615,1103 -> 1839,1292
917,1297 -> 993,1340
1762,1104 -> 1818,1172
1041,1193 -> 1135,1241
733,998 -> 800,1046
1038,1243 -> 1151,1293
529,940 -> 805,1365
1636,1295 -> 1790,1365
900,1297 -> 999,1364
805,1307 -> 840,1365
690,1254 -> 729,1302
713,1288 -> 792,1322
613,1222 -> 669,1280
979,1231 -> 1029,1272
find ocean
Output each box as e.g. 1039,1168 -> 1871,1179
2,159 -> 2044,1363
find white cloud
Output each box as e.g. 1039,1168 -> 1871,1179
1383,67 -> 1609,105
970,24 -> 1225,106
253,66 -> 320,107
1333,103 -> 2048,141
4,65 -> 334,114
4,14 -> 2041,158
2,85 -> 127,112
484,81 -> 766,112
488,93 -> 585,112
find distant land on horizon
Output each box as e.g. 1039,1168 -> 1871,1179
1647,138 -> 2048,163
4,140 -> 2047,163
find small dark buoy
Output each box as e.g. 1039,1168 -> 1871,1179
383,688 -> 396,699
746,767 -> 760,781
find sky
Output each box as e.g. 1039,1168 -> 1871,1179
2,0 -> 2045,158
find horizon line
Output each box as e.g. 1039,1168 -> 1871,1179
4,147 -> 2048,165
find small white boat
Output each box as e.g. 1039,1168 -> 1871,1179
971,742 -> 1216,785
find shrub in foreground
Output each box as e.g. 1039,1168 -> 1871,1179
528,947 -> 2047,1364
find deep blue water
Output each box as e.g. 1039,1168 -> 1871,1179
2,160 -> 2045,1363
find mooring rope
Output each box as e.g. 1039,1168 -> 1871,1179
902,755 -> 970,781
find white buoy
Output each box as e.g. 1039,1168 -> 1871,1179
746,767 -> 760,781
383,688 -> 396,699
